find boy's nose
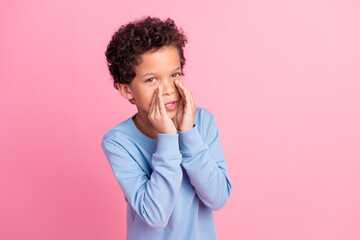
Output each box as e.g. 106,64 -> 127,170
161,79 -> 176,96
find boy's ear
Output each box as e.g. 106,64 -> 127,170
117,83 -> 134,100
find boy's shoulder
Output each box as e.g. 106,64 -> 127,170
195,106 -> 216,123
194,107 -> 220,145
102,116 -> 133,142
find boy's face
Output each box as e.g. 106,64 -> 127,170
122,45 -> 183,121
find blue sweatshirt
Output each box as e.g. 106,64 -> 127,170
101,107 -> 232,240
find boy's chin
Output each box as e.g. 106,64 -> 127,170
167,111 -> 178,120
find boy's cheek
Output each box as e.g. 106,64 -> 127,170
149,88 -> 157,98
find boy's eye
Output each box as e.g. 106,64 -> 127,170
146,78 -> 156,83
172,72 -> 182,78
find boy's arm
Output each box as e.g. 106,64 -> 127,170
101,133 -> 183,228
178,111 -> 232,210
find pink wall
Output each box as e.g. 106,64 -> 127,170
1,0 -> 359,239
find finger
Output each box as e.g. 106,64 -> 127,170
157,85 -> 167,116
154,86 -> 160,116
176,81 -> 189,110
183,89 -> 191,110
186,88 -> 195,107
149,88 -> 157,116
178,80 -> 194,104
178,81 -> 195,107
179,81 -> 193,98
175,80 -> 186,99
177,81 -> 190,102
177,96 -> 184,111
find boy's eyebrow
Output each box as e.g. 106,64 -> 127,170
141,72 -> 156,78
141,67 -> 181,78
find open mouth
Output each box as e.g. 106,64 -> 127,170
165,102 -> 175,106
164,101 -> 177,110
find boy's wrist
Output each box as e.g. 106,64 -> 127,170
158,131 -> 177,135
178,124 -> 196,132
160,129 -> 177,134
156,133 -> 180,154
178,125 -> 203,152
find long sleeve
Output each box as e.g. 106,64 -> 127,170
101,133 -> 183,228
178,112 -> 232,211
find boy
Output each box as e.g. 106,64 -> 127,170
101,16 -> 232,240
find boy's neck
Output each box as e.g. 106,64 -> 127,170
133,113 -> 159,140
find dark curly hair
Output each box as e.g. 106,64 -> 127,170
105,16 -> 188,95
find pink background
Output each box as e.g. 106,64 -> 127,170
1,0 -> 359,239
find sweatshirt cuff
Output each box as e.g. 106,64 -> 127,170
178,125 -> 204,153
155,133 -> 180,155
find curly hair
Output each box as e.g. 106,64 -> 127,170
105,16 -> 188,94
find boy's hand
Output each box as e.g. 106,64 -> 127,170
148,86 -> 178,134
174,80 -> 196,132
